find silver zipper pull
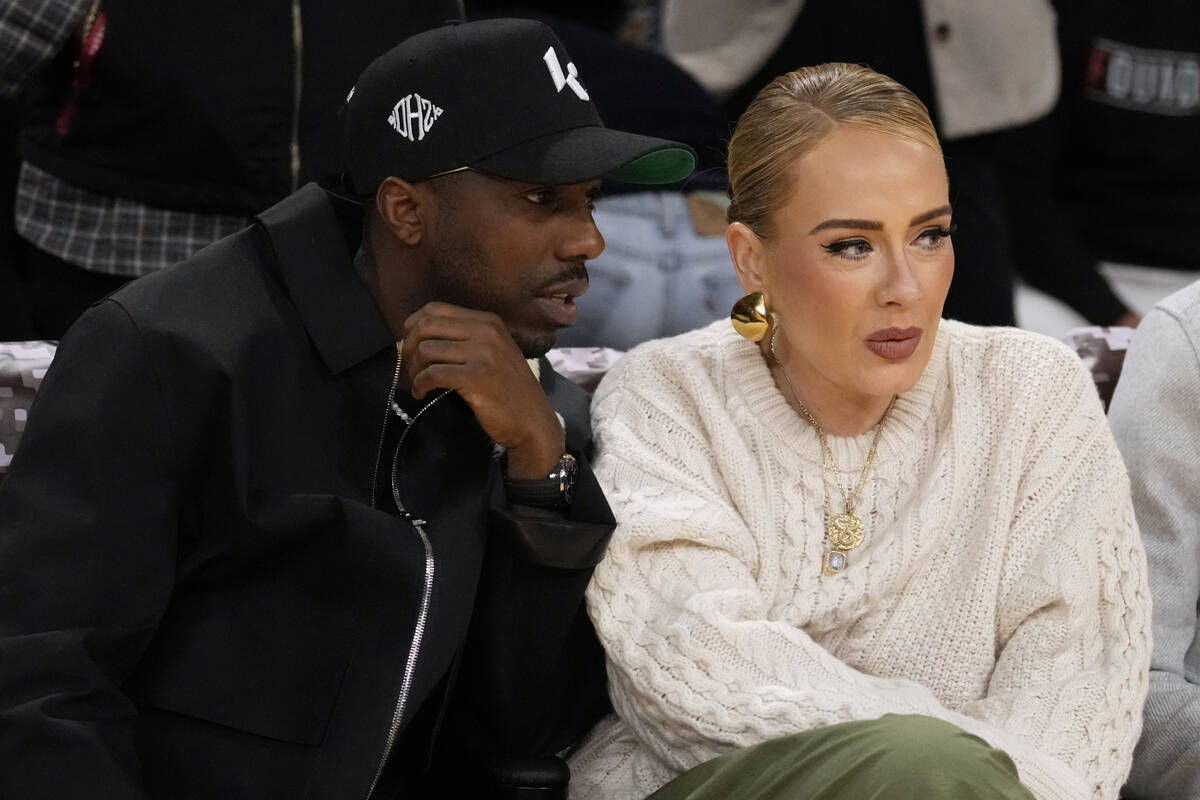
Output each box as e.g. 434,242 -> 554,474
390,401 -> 411,423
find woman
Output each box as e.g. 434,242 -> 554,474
567,64 -> 1149,800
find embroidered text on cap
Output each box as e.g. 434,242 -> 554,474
542,47 -> 588,101
388,93 -> 444,142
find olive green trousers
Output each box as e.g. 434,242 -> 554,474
647,714 -> 1037,800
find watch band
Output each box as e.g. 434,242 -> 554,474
505,453 -> 577,509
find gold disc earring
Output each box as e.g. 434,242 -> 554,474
731,291 -> 769,341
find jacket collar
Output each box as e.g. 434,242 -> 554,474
255,183 -> 395,375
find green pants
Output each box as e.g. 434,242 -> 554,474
647,714 -> 1036,800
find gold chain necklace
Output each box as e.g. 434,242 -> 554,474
769,329 -> 898,576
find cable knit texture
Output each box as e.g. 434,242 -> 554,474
568,319 -> 1150,800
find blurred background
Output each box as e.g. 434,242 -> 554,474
2,0 -> 1196,348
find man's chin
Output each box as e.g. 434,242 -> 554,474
512,328 -> 558,360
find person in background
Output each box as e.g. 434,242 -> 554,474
1108,278 -> 1200,799
0,0 -> 459,338
657,0 -> 1065,328
569,62 -> 1148,800
999,0 -> 1200,335
0,95 -> 32,339
0,19 -> 696,798
468,3 -> 738,350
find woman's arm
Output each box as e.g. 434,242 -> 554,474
585,352 -> 1093,799
956,350 -> 1150,800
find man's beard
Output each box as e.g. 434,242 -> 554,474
426,234 -> 566,359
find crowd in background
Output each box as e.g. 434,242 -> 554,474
2,3 -> 1200,799
1,0 -> 1196,345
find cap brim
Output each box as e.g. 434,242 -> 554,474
469,126 -> 697,186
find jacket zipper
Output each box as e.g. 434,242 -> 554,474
368,349 -> 402,509
289,0 -> 303,192
365,365 -> 452,798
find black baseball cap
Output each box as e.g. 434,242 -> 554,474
342,18 -> 697,194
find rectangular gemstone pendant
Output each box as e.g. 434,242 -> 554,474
822,548 -> 848,576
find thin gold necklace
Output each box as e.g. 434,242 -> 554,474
769,328 -> 898,576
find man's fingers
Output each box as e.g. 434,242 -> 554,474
403,313 -> 475,344
402,335 -> 509,394
402,303 -> 506,342
407,342 -> 534,401
405,338 -> 473,399
400,303 -> 541,432
409,361 -> 473,399
415,300 -> 494,320
401,303 -> 524,398
407,337 -> 471,370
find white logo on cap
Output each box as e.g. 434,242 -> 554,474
542,47 -> 589,101
388,93 -> 443,142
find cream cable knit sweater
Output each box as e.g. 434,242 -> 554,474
568,319 -> 1149,800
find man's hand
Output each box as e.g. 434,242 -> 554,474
401,302 -> 564,480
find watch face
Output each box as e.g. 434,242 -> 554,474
559,453 -> 578,505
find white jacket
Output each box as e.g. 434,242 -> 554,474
661,0 -> 1059,138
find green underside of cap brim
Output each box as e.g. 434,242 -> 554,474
469,127 -> 698,186
606,147 -> 697,185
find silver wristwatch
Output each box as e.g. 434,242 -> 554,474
549,453 -> 578,506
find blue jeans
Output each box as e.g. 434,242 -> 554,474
559,192 -> 741,351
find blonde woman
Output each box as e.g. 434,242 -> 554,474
567,63 -> 1149,800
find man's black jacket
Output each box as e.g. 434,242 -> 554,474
0,183 -> 614,799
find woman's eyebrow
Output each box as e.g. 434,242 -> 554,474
910,205 -> 953,225
808,218 -> 883,234
808,204 -> 953,235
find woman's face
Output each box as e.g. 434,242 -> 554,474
734,124 -> 954,413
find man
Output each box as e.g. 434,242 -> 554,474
1109,279 -> 1200,799
0,18 -> 695,799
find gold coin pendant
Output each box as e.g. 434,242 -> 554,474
827,512 -> 865,550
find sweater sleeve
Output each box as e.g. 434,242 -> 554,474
956,348 -> 1150,800
1108,308 -> 1200,800
584,350 -> 1093,800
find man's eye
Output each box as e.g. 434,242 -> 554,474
524,188 -> 555,205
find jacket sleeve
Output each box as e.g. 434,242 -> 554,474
581,355 -> 1098,800
1109,308 -> 1200,800
0,0 -> 91,98
430,366 -> 615,768
484,358 -> 614,571
0,300 -> 180,799
427,456 -> 613,774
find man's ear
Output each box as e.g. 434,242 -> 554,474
375,176 -> 428,247
726,221 -> 769,295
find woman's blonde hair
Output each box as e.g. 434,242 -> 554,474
726,63 -> 941,238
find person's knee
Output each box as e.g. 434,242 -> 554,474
865,715 -> 1032,798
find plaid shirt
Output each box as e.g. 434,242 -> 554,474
0,0 -> 83,99
3,0 -> 251,277
15,163 -> 250,277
